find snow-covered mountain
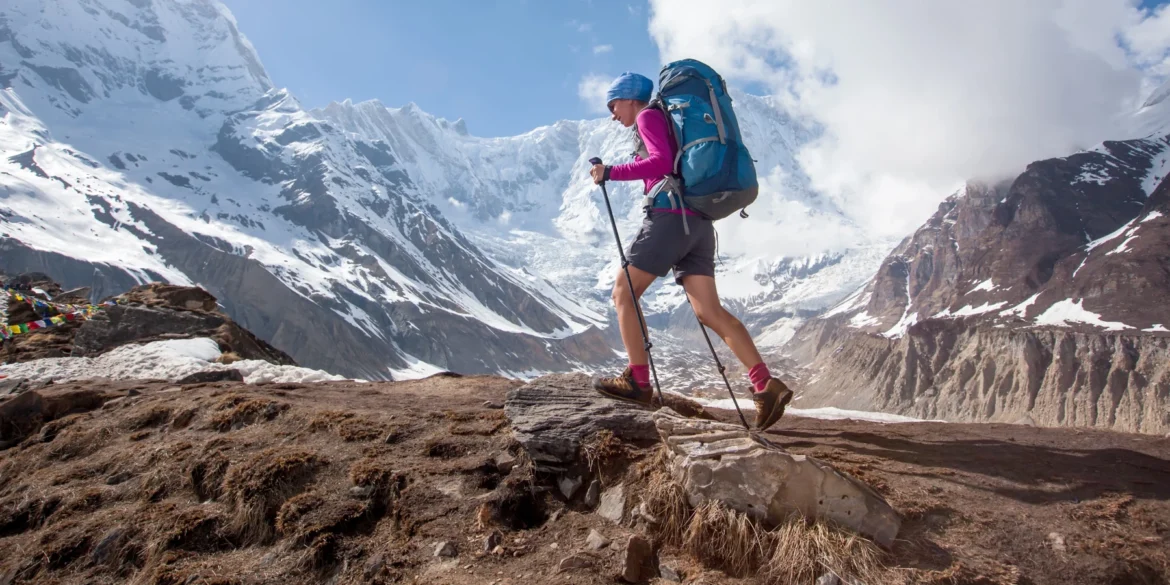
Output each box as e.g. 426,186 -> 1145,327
0,0 -> 889,381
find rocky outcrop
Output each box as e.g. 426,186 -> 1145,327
786,134 -> 1170,434
504,373 -> 713,473
653,411 -> 901,548
793,320 -> 1170,434
2,275 -> 295,366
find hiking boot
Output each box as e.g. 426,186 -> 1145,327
593,367 -> 653,407
753,378 -> 793,432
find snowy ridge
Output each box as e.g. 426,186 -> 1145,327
0,337 -> 348,384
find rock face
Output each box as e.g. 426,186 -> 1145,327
653,411 -> 902,548
787,134 -> 1170,434
504,373 -> 711,472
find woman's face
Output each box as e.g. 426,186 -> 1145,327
609,99 -> 641,128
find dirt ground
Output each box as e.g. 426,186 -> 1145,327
0,375 -> 1167,585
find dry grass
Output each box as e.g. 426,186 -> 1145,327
207,395 -> 288,432
581,429 -> 626,484
640,449 -> 898,585
220,448 -> 322,545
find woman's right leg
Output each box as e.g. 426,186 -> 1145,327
613,263 -> 659,366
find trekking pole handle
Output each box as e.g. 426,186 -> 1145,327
589,157 -> 609,185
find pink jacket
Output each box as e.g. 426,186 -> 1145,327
609,107 -> 677,194
609,108 -> 699,216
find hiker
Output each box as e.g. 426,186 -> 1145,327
588,72 -> 794,431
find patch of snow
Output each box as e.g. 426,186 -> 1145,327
969,278 -> 997,293
0,337 -> 347,384
1141,210 -> 1163,223
1141,145 -> 1170,196
951,301 -> 1008,317
691,396 -> 938,424
882,312 -> 918,338
1144,324 -> 1169,333
849,311 -> 880,328
1001,293 -> 1041,317
387,354 -> 448,381
1033,299 -> 1133,331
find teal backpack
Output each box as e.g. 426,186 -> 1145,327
648,58 -> 759,221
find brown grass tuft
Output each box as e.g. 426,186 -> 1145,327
123,406 -> 173,431
207,396 -> 288,432
221,448 -> 322,545
582,429 -> 626,483
216,352 -> 242,365
46,426 -> 114,461
189,451 -> 230,502
170,407 -> 198,430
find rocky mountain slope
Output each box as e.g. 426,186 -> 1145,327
0,0 -> 613,380
0,0 -> 892,383
785,120 -> 1170,434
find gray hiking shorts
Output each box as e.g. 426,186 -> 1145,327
626,210 -> 716,285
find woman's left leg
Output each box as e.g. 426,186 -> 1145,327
680,274 -> 762,367
680,273 -> 793,431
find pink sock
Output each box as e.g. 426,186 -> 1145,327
629,364 -> 650,387
748,363 -> 771,393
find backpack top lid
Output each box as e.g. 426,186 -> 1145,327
657,59 -> 726,96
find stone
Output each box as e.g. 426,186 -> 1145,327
483,400 -> 504,409
504,374 -> 711,472
434,541 -> 457,558
597,484 -> 626,524
105,471 -> 134,485
621,535 -> 656,583
557,554 -> 593,572
483,530 -> 503,554
0,378 -> 26,396
90,526 -> 129,566
363,553 -> 386,578
660,565 -> 682,582
816,573 -> 842,585
558,475 -> 583,500
350,485 -> 374,498
584,479 -> 601,508
175,369 -> 244,385
1047,532 -> 1066,552
127,388 -> 141,397
585,529 -> 610,551
654,411 -> 902,548
494,452 -> 517,473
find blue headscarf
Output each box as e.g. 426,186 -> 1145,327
605,72 -> 654,108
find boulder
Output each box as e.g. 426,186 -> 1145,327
504,373 -> 711,472
654,411 -> 902,548
175,369 -> 244,385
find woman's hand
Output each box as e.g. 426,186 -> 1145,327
590,163 -> 607,185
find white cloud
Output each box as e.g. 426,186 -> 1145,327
647,0 -> 1170,238
593,44 -> 613,55
578,73 -> 612,115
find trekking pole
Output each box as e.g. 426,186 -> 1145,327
685,296 -> 751,430
589,157 -> 665,407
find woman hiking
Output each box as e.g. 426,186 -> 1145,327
589,72 -> 794,431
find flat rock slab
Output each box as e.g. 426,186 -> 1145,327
654,411 -> 902,548
505,374 -> 661,472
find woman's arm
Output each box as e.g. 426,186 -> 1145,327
609,109 -> 674,181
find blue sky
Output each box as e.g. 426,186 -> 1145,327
221,0 -> 660,137
222,0 -> 1170,139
